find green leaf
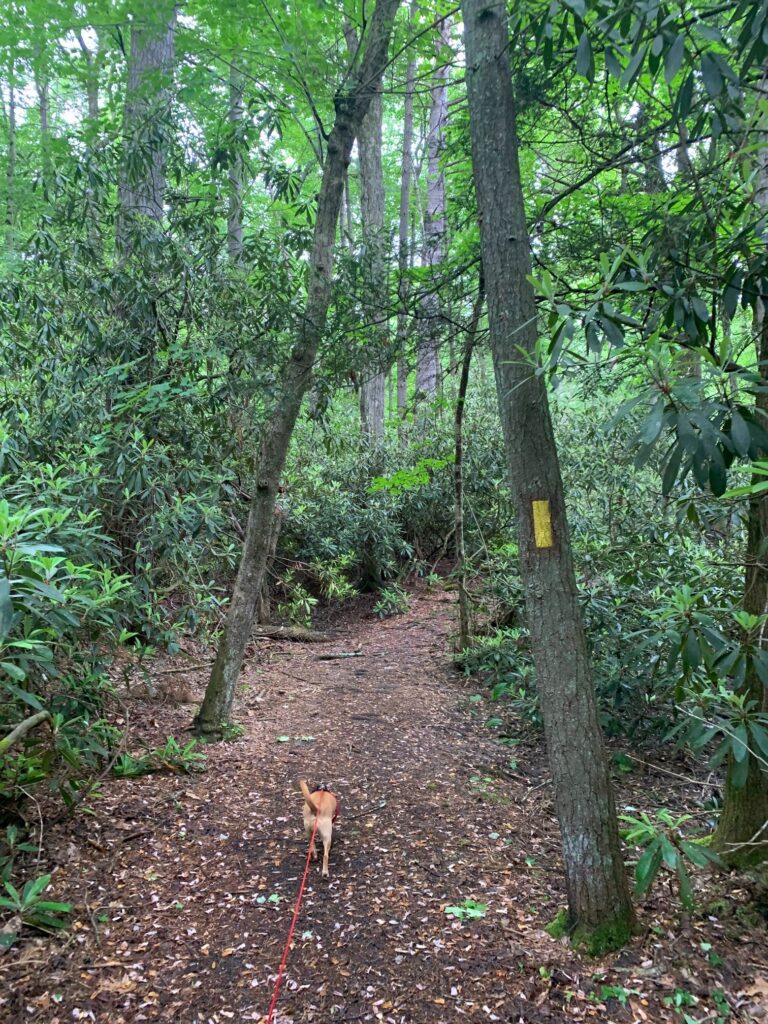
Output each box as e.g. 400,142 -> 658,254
621,45 -> 648,88
575,32 -> 594,79
662,443 -> 684,496
730,411 -> 751,457
749,722 -> 768,762
676,858 -> 694,909
635,841 -> 663,895
0,662 -> 27,682
665,35 -> 685,82
701,53 -> 723,97
730,750 -> 750,789
709,459 -> 727,497
683,630 -> 700,670
659,834 -> 679,869
732,723 -> 749,762
640,401 -> 665,444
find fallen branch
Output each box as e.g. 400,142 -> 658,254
315,651 -> 362,661
251,625 -> 330,642
0,711 -> 51,754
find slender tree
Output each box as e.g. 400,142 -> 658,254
462,0 -> 635,948
416,14 -> 449,400
345,23 -> 387,437
3,70 -> 16,255
396,55 -> 416,415
195,0 -> 403,739
227,60 -> 245,265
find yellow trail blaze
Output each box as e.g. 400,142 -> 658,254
532,499 -> 554,549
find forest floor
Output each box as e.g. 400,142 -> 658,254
1,584 -> 767,1024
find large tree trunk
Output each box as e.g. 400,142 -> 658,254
194,0 -> 402,739
115,6 -> 176,381
117,7 -> 176,245
396,56 -> 416,416
462,0 -> 635,948
713,69 -> 768,866
416,17 -> 449,401
227,61 -> 245,265
345,25 -> 387,437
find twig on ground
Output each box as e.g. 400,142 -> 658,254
315,651 -> 363,660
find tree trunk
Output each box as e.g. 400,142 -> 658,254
115,6 -> 176,383
416,17 -> 449,401
117,7 -> 177,244
194,0 -> 402,739
345,25 -> 387,438
77,29 -> 101,123
34,55 -> 51,176
4,75 -> 16,255
396,56 -> 416,416
454,276 -> 484,652
227,61 -> 245,265
713,69 -> 768,865
256,506 -> 284,625
462,0 -> 635,949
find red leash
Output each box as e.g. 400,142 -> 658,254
265,814 -> 319,1024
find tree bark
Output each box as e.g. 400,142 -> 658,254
713,67 -> 768,865
194,0 -> 402,739
462,0 -> 635,947
416,17 -> 449,401
34,49 -> 51,176
227,61 -> 245,265
454,275 -> 484,652
396,56 -> 416,416
117,7 -> 177,244
4,74 -> 16,255
77,29 -> 101,123
345,25 -> 387,437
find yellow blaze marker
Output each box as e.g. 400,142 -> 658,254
532,499 -> 554,549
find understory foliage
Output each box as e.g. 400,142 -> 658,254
2,0 -> 768,946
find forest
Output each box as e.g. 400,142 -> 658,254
1,0 -> 767,1020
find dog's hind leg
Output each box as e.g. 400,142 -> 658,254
305,821 -> 318,861
318,819 -> 333,877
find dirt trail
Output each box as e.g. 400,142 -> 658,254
2,589 -> 765,1023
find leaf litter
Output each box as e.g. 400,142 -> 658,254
0,584 -> 766,1023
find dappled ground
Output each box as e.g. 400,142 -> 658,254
1,585 -> 766,1023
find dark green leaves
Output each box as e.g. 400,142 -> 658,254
664,35 -> 685,82
575,32 -> 594,81
701,53 -> 723,97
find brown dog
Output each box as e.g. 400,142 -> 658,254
299,780 -> 339,878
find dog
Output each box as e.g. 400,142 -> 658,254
299,780 -> 339,878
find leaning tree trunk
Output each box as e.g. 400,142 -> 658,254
416,16 -> 449,402
345,25 -> 387,437
462,0 -> 635,948
194,0 -> 402,739
713,67 -> 768,866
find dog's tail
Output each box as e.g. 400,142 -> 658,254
299,779 -> 319,814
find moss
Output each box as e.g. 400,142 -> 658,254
545,908 -> 636,956
545,909 -> 569,939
